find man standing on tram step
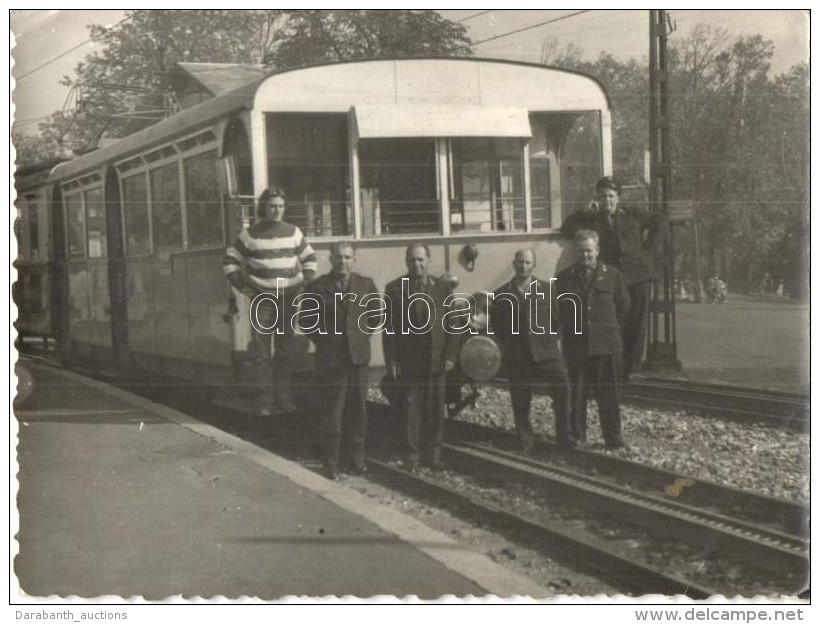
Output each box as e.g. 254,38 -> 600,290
560,176 -> 667,381
222,186 -> 317,416
383,243 -> 461,471
556,230 -> 631,450
490,249 -> 573,452
303,241 -> 379,480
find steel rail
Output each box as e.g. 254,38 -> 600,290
447,419 -> 809,537
366,458 -> 717,599
622,379 -> 809,430
441,441 -> 808,581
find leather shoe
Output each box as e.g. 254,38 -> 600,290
278,396 -> 298,414
520,440 -> 536,455
323,464 -> 341,481
398,459 -> 419,473
423,460 -> 445,472
347,461 -> 368,476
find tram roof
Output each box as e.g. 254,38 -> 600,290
50,57 -> 611,183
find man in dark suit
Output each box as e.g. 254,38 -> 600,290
303,241 -> 379,480
383,244 -> 461,470
490,249 -> 573,451
556,230 -> 631,450
560,176 -> 667,380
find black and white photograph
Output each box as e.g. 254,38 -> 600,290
9,6 -> 811,616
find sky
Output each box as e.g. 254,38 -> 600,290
8,8 -> 811,137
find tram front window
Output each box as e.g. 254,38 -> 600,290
266,114 -> 350,238
359,138 -> 439,236
449,138 -> 525,233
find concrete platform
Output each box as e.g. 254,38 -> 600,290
12,359 -> 547,601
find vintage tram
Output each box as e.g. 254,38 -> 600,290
14,57 -> 612,384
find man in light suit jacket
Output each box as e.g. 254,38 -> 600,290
303,241 -> 379,480
383,243 -> 461,470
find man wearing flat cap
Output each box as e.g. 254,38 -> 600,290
560,176 -> 667,381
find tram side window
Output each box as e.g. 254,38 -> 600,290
561,112 -> 603,219
65,193 -> 85,259
122,174 -> 150,255
28,200 -> 40,260
150,163 -> 183,251
449,138 -> 525,233
84,187 -> 106,258
184,150 -> 223,248
359,138 -> 439,236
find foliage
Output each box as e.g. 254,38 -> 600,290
264,10 -> 472,68
547,29 -> 808,299
50,10 -> 280,143
14,9 -> 472,165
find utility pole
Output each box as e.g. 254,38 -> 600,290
645,9 -> 682,373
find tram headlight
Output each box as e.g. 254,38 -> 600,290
461,243 -> 479,272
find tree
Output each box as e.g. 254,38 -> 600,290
546,29 -> 808,299
51,10 -> 282,144
12,110 -> 86,167
15,10 -> 473,168
263,10 -> 472,69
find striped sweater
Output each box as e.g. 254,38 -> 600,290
222,220 -> 317,293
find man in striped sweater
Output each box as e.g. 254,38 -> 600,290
223,186 -> 317,415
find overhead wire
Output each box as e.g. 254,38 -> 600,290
456,10 -> 493,23
467,10 -> 592,49
15,13 -> 133,81
474,10 -> 648,55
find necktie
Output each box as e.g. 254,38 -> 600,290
410,278 -> 427,325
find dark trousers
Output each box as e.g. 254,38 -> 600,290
318,364 -> 368,469
507,357 -> 571,446
251,295 -> 296,405
568,355 -> 624,446
402,372 -> 447,464
622,281 -> 652,376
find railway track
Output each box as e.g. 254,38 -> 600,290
16,354 -> 809,596
448,419 -> 808,536
443,442 -> 807,573
362,403 -> 809,596
366,458 -> 716,598
365,441 -> 807,597
622,378 -> 809,431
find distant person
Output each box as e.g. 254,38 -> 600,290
556,230 -> 631,450
706,277 -> 727,305
761,272 -> 774,294
490,249 -> 573,451
222,186 -> 317,415
383,244 -> 461,471
560,176 -> 667,381
303,241 -> 379,480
